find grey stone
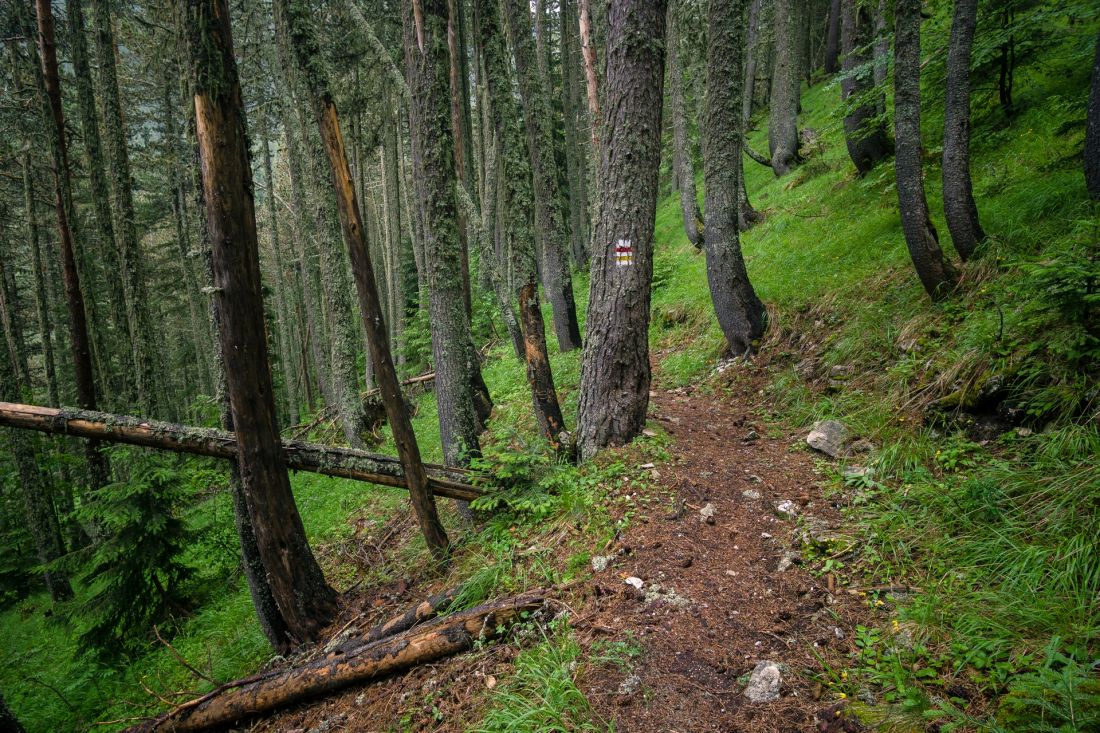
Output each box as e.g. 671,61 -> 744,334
806,420 -> 849,457
743,660 -> 782,702
742,489 -> 762,500
774,499 -> 799,519
619,673 -> 642,695
591,555 -> 615,573
699,503 -> 718,523
776,551 -> 801,572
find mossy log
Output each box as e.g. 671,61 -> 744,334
124,591 -> 545,732
0,402 -> 482,502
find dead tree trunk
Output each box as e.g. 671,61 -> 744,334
187,0 -> 337,649
276,0 -> 450,558
577,0 -> 601,151
126,592 -> 544,733
0,402 -> 482,501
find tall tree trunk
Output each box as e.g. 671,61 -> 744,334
768,0 -> 800,175
577,0 -> 668,460
560,0 -> 590,266
91,0 -> 160,416
704,0 -> 765,356
893,0 -> 956,300
840,0 -> 891,175
447,0 -> 475,319
736,0 -> 762,231
278,0 -> 452,555
941,0 -> 985,261
667,1 -> 703,249
1083,31 -> 1100,200
504,0 -> 583,353
577,0 -> 601,151
477,0 -> 567,448
260,117 -> 301,427
0,238 -> 29,391
23,157 -> 59,407
742,0 -> 764,125
0,261 -> 72,603
381,109 -> 408,358
403,0 -> 494,485
872,0 -> 888,117
31,0 -> 111,492
65,0 -> 133,403
187,0 -> 338,648
823,0 -> 841,74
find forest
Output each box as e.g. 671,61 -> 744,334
0,0 -> 1097,730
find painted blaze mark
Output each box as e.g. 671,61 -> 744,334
614,239 -> 633,267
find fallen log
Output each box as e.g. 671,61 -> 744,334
0,402 -> 483,502
125,591 -> 545,732
324,585 -> 462,661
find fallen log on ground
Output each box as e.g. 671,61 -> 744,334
324,585 -> 463,660
0,402 -> 482,502
125,591 -> 545,732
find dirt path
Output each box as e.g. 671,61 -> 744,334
575,365 -> 867,732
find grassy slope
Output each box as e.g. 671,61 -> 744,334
2,12 -> 1098,731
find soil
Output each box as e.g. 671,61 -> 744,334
154,359 -> 874,733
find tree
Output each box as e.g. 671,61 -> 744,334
30,0 -> 111,493
503,0 -> 583,352
403,0 -> 494,490
577,0 -> 601,150
667,1 -> 703,249
942,0 -> 985,259
577,0 -> 668,459
560,0 -> 590,266
893,0 -> 956,299
703,0 -> 765,356
824,0 -> 841,74
1086,30 -> 1100,200
186,0 -> 337,650
476,0 -> 567,449
90,0 -> 160,416
276,0 -> 451,556
840,0 -> 891,174
769,0 -> 801,175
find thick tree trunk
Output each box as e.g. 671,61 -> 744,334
278,0 -> 451,558
477,0 -> 567,448
404,0 -> 494,486
31,0 -> 111,492
187,0 -> 338,648
768,0 -> 800,176
504,0 -> 583,353
840,0 -> 891,175
126,592 -> 544,733
66,0 -> 133,402
667,2 -> 704,249
872,0 -> 888,117
893,0 -> 956,300
1084,32 -> 1100,200
91,0 -> 160,417
447,0 -> 475,319
942,0 -> 985,260
704,0 -> 765,356
824,0 -> 841,74
577,0 -> 668,460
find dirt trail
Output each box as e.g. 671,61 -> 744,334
576,364 -> 868,732
187,362 -> 868,732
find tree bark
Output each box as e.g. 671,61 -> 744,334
893,0 -> 956,300
404,0 -> 494,489
31,0 -> 111,492
23,156 -> 58,407
742,0 -> 764,125
577,0 -> 601,151
477,0 -> 567,448
667,2 -> 704,249
704,0 -> 765,356
447,0 -> 475,319
126,592 -> 544,733
560,0 -> 590,266
577,0 -> 668,460
824,0 -> 841,74
91,0 -> 160,417
840,0 -> 891,175
1084,31 -> 1100,200
768,0 -> 801,176
277,0 -> 451,558
504,0 -> 583,353
186,0 -> 338,648
942,0 -> 985,260
872,0 -> 888,117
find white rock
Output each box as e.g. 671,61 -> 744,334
806,420 -> 849,457
742,489 -> 762,500
624,576 -> 644,590
774,500 -> 799,519
744,660 -> 782,702
591,555 -> 615,572
699,503 -> 718,523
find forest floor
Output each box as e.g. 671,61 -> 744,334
237,353 -> 879,733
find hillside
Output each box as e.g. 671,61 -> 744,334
1,4 -> 1097,732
